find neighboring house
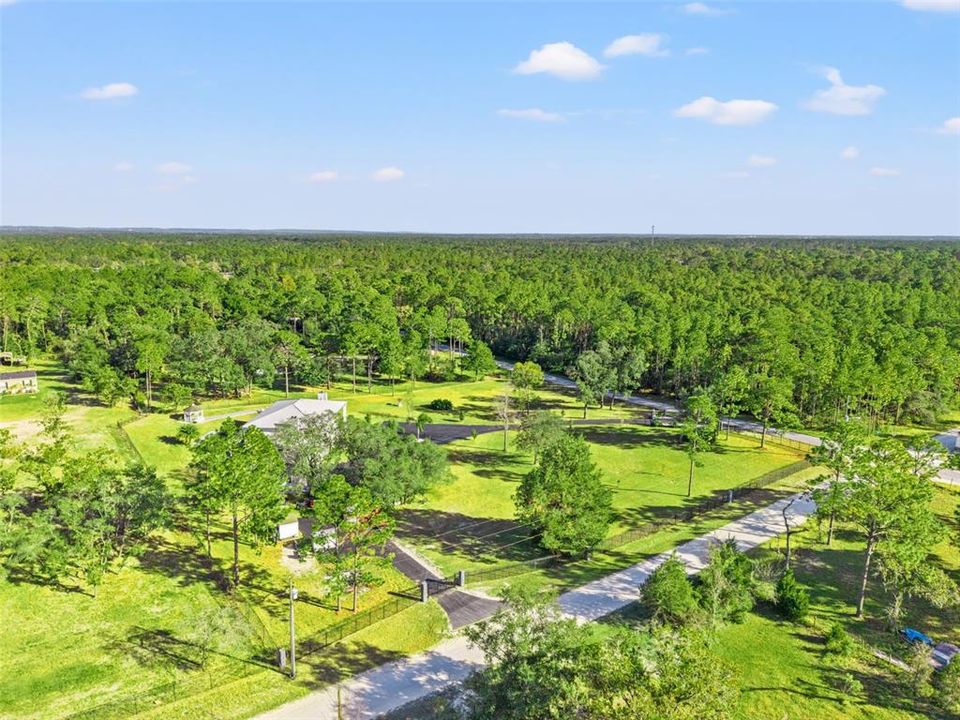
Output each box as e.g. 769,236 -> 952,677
0,370 -> 38,395
244,393 -> 347,436
183,404 -> 205,423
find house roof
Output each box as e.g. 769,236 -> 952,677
185,404 -> 203,413
244,398 -> 347,434
0,370 -> 37,381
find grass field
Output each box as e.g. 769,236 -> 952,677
0,362 -> 460,719
3,356 -> 956,720
400,426 -> 811,577
386,484 -> 955,720
702,484 -> 960,720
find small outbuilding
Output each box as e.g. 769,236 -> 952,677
183,404 -> 205,423
0,370 -> 38,395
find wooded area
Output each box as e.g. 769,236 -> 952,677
2,234 -> 958,429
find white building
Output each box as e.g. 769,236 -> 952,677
244,393 -> 347,436
0,370 -> 38,395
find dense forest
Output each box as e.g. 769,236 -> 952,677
1,233 -> 959,428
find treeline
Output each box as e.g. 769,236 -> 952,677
2,234 -> 959,426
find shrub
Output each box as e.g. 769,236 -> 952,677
836,672 -> 863,705
427,398 -> 454,412
177,423 -> 200,446
698,539 -> 754,625
935,656 -> 960,714
906,643 -> 934,695
775,568 -> 810,622
824,622 -> 853,657
641,555 -> 699,626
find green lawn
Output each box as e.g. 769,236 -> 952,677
401,426 -> 811,577
319,372 -> 648,426
0,530 -> 262,720
461,464 -> 825,598
707,484 -> 960,720
5,356 -> 952,720
0,362 -> 457,719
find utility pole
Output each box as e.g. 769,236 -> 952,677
288,579 -> 298,679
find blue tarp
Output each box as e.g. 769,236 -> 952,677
901,628 -> 934,646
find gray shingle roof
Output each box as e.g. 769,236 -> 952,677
0,370 -> 37,381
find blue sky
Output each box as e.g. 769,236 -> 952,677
2,0 -> 958,234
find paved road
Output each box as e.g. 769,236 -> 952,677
386,540 -> 441,583
255,490 -> 817,719
437,591 -> 502,630
934,428 -> 960,487
489,355 -> 823,448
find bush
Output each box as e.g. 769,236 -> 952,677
177,423 -> 200,446
774,568 -> 810,622
641,555 -> 699,626
935,656 -> 960,714
824,622 -> 853,657
836,672 -> 863,706
427,398 -> 454,412
906,643 -> 934,695
698,539 -> 754,625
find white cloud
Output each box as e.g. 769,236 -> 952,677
513,42 -> 604,81
840,146 -> 860,160
937,117 -> 960,135
747,154 -> 777,167
307,170 -> 339,183
674,96 -> 778,125
686,47 -> 710,56
604,34 -> 669,58
372,166 -> 405,182
804,67 -> 885,116
1,0 -> 21,6
157,161 -> 193,175
80,82 -> 138,100
870,167 -> 900,177
497,108 -> 564,123
901,0 -> 960,12
181,176 -> 198,185
113,161 -> 135,172
682,2 -> 729,16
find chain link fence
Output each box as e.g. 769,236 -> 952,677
63,433 -> 817,719
461,458 -> 812,588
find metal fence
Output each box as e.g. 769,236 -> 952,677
465,554 -> 562,586
299,586 -> 421,657
64,655 -> 263,720
600,459 -> 811,550
728,428 -> 816,452
461,458 -> 812,587
63,435 -> 817,719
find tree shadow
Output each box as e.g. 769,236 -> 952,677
137,539 -> 231,589
396,509 -> 537,565
299,640 -> 407,689
2,567 -> 93,596
573,426 -> 680,450
114,626 -> 278,674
